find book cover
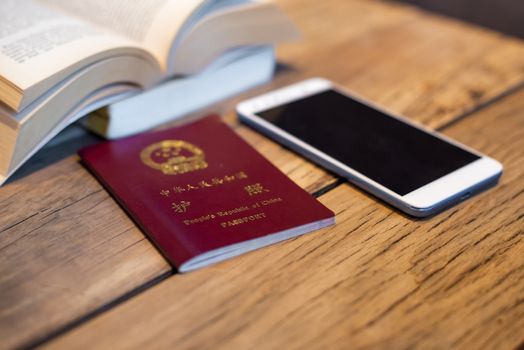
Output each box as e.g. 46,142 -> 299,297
78,115 -> 334,272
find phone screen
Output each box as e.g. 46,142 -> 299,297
255,89 -> 480,196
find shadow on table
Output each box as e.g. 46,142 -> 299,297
6,124 -> 102,184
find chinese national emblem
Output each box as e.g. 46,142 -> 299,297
140,140 -> 208,175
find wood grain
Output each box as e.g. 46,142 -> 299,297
0,0 -> 523,349
44,88 -> 524,350
0,127 -> 334,350
266,0 -> 524,128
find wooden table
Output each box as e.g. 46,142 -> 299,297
1,0 -> 523,349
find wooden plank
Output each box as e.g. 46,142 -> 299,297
195,0 -> 524,130
1,0 -> 524,348
0,126 -> 333,350
44,89 -> 524,349
271,0 -> 524,128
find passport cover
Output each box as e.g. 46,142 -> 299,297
79,115 -> 335,272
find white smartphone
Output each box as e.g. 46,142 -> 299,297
237,78 -> 502,217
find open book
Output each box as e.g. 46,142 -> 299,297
0,0 -> 298,185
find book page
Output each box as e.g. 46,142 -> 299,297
40,0 -> 208,67
170,1 -> 299,74
0,0 -> 149,103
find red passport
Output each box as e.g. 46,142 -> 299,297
79,115 -> 334,272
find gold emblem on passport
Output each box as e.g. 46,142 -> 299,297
140,140 -> 208,175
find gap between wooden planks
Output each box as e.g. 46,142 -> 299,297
1,0 -> 524,349
44,88 -> 524,350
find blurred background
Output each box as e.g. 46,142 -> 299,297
396,0 -> 524,39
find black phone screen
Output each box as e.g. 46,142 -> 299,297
255,89 -> 480,195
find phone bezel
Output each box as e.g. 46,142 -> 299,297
237,78 -> 502,216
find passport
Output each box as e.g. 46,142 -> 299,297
79,115 -> 335,272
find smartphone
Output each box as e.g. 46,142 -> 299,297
237,78 -> 502,217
